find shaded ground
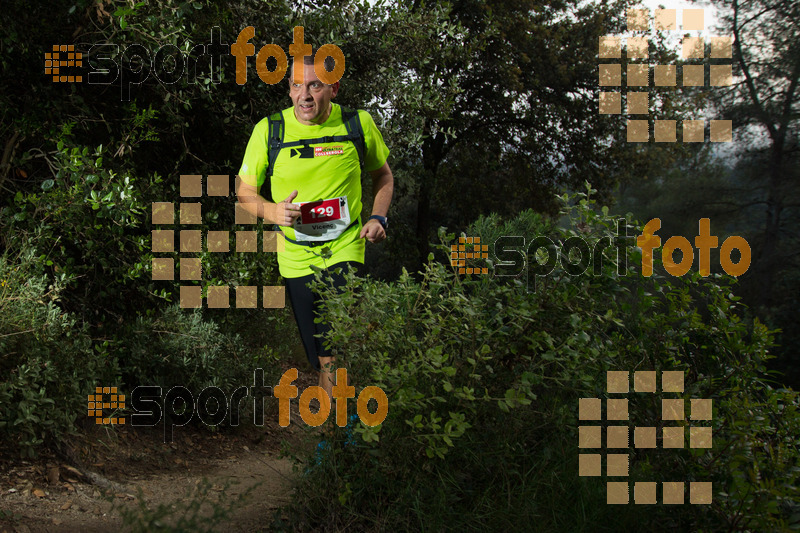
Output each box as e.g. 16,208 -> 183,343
0,369 -> 321,533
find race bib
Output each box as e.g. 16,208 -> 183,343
292,196 -> 352,242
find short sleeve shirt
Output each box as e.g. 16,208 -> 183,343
238,103 -> 389,278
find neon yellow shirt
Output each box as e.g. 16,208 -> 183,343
238,103 -> 389,278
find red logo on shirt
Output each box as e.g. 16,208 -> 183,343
314,146 -> 344,157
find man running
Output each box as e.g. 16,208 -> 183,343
236,51 -> 393,416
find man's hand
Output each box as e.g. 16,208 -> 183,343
360,218 -> 386,243
274,190 -> 301,226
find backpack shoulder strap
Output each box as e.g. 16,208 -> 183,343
265,106 -> 365,176
266,110 -> 284,180
339,106 -> 366,172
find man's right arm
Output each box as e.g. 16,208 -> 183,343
237,181 -> 301,226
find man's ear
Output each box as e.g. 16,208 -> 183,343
330,82 -> 340,98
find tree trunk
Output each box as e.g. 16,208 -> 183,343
416,167 -> 434,266
415,127 -> 445,269
755,139 -> 785,309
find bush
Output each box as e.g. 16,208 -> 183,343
281,185 -> 800,531
0,244 -> 117,457
0,128 -> 291,451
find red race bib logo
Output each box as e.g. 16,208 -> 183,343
300,198 -> 341,224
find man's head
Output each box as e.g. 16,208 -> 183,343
290,54 -> 339,126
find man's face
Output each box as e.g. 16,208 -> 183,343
290,62 -> 339,125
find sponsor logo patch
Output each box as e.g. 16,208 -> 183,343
314,146 -> 344,157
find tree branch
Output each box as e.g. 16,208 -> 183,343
732,0 -> 777,140
0,130 -> 21,193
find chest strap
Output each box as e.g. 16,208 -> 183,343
265,106 -> 366,183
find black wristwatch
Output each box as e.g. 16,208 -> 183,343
368,215 -> 388,230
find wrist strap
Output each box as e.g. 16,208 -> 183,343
368,215 -> 387,229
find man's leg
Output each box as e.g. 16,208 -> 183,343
285,261 -> 361,405
313,262 -> 360,409
317,355 -> 336,407
285,272 -> 322,372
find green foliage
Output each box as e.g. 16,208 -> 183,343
282,187 -> 799,531
0,244 -> 117,457
121,305 -> 246,394
117,302 -> 288,432
1,135 -> 151,324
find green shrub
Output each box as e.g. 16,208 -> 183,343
122,305 -> 245,393
0,244 -> 117,457
281,185 -> 800,531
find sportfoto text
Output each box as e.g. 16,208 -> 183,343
66,26 -> 343,100
493,218 -> 751,291
130,368 -> 388,442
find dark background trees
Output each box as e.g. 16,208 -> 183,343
711,0 -> 800,384
616,0 -> 799,384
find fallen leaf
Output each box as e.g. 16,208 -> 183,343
47,467 -> 60,484
33,488 -> 46,498
63,466 -> 83,479
61,501 -> 72,510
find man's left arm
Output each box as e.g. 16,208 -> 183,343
359,161 -> 394,243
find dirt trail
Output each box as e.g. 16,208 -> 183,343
0,379 -> 321,533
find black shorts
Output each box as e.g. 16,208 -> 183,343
284,261 -> 362,371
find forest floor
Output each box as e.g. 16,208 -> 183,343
0,365 -> 321,532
